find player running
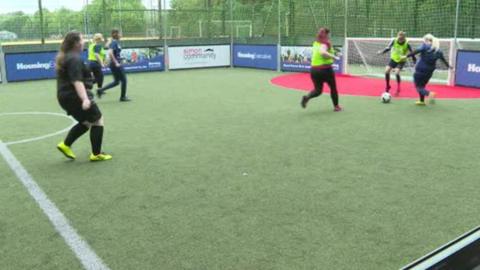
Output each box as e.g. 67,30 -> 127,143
378,31 -> 416,96
97,29 -> 131,102
88,33 -> 106,89
56,31 -> 112,162
301,27 -> 342,112
403,34 -> 452,105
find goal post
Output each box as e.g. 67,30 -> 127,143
198,20 -> 253,38
344,37 -> 456,85
169,26 -> 182,39
235,25 -> 253,38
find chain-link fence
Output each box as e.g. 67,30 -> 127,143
0,0 -> 478,46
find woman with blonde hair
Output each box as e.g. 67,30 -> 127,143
404,33 -> 452,105
88,33 -> 106,89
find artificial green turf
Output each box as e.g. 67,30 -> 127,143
0,114 -> 73,144
1,69 -> 480,269
0,157 -> 82,270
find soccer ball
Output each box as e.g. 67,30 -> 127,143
381,92 -> 392,103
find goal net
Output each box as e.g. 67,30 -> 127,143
455,38 -> 480,51
198,20 -> 253,38
344,38 -> 456,85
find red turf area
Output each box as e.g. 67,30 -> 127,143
271,73 -> 480,99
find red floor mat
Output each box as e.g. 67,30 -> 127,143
271,73 -> 480,99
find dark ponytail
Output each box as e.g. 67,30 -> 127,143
106,29 -> 120,47
111,28 -> 120,39
56,31 -> 82,73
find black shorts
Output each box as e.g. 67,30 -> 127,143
388,59 -> 406,70
58,92 -> 102,123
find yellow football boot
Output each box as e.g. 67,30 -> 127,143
89,153 -> 113,162
57,142 -> 76,160
415,101 -> 426,106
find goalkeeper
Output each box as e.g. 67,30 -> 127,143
378,31 -> 416,96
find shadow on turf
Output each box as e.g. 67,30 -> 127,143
297,109 -> 346,118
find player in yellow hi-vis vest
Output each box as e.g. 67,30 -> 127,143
378,31 -> 416,96
301,27 -> 342,112
88,33 -> 106,89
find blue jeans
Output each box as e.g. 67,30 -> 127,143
414,71 -> 433,100
100,64 -> 127,98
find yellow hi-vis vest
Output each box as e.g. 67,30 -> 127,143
311,41 -> 334,67
88,43 -> 106,62
391,39 -> 409,63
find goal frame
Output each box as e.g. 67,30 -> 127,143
169,26 -> 182,39
344,37 -> 456,85
198,20 -> 253,38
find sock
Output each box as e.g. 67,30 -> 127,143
385,73 -> 391,91
90,126 -> 104,155
331,91 -> 339,106
64,123 -> 89,146
396,74 -> 401,87
420,95 -> 425,102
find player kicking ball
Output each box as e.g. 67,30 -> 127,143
402,34 -> 453,106
378,31 -> 416,96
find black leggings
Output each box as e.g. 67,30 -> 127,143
89,61 -> 104,88
308,67 -> 339,106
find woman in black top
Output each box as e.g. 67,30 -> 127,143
56,31 -> 112,162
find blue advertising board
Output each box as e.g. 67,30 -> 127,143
103,47 -> 164,74
5,47 -> 164,82
5,51 -> 58,81
233,45 -> 278,70
281,46 -> 343,73
455,50 -> 480,88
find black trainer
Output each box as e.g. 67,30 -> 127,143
96,89 -> 104,99
301,96 -> 308,109
120,96 -> 132,102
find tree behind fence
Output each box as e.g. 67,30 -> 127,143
0,0 -> 478,45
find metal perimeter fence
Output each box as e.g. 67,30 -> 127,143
0,0 -> 478,48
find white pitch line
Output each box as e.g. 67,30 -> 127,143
0,141 -> 111,270
0,112 -> 76,146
